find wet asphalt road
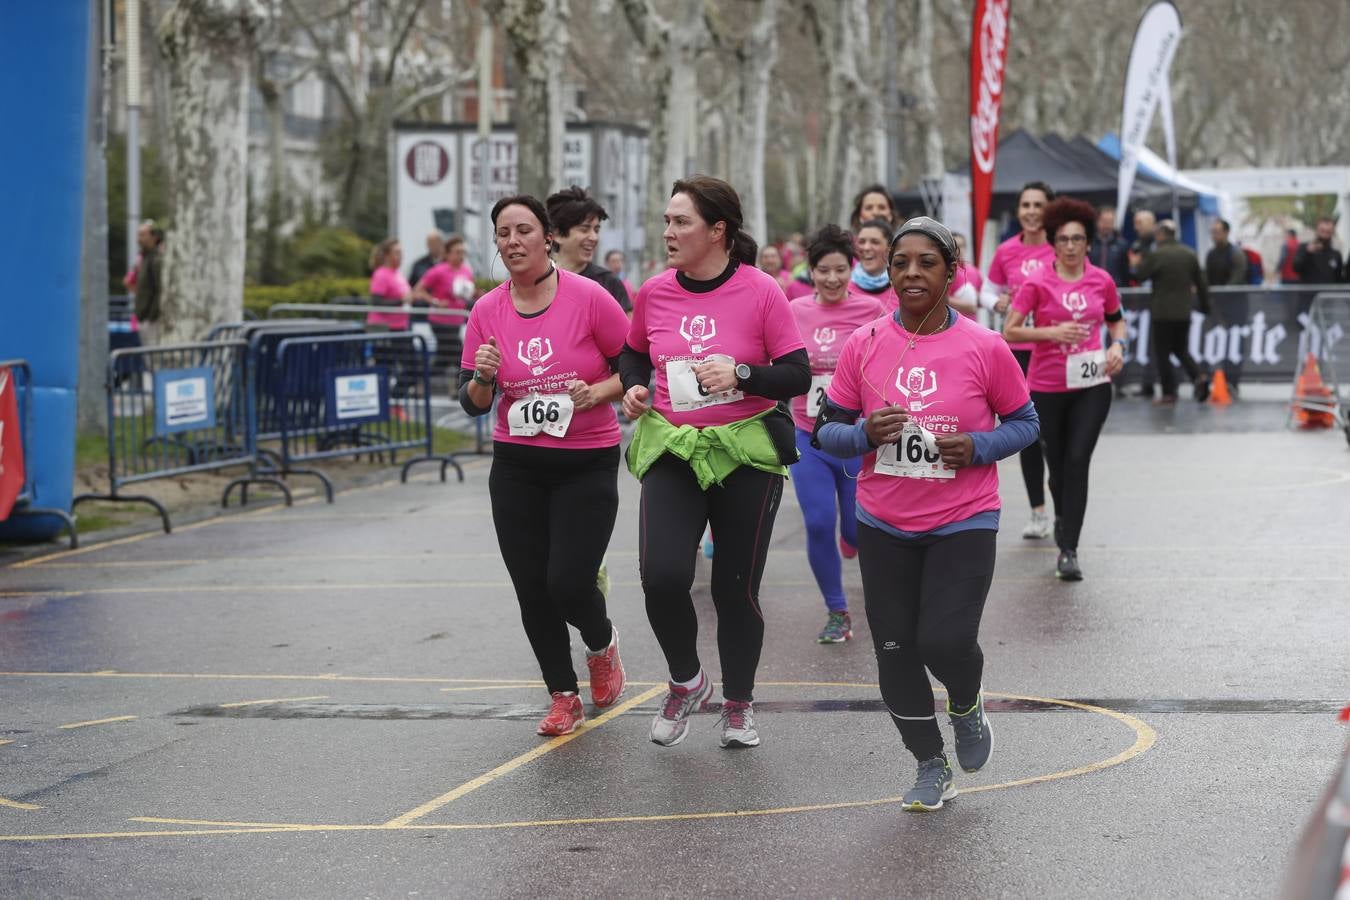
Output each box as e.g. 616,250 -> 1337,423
1,398 -> 1348,898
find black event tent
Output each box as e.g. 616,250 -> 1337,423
893,130 -> 1197,219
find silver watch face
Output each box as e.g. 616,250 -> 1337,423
736,364 -> 751,380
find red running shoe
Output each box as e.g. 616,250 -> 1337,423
585,627 -> 626,709
537,692 -> 584,736
839,536 -> 858,559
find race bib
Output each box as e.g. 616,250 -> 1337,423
666,356 -> 743,412
806,373 -> 833,418
874,422 -> 956,480
1066,347 -> 1109,390
506,393 -> 574,438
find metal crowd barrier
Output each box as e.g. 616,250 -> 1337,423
268,302 -> 492,457
72,341 -> 289,533
1289,292 -> 1350,442
0,360 -> 78,547
271,331 -> 464,499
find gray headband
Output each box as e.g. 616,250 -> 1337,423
889,216 -> 958,263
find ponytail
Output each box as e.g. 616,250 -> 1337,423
731,231 -> 758,266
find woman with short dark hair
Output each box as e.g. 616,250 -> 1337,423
459,194 -> 632,737
546,185 -> 631,311
620,175 -> 810,749
1004,196 -> 1126,581
815,217 -> 1039,811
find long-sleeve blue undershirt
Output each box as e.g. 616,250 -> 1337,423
815,400 -> 1039,465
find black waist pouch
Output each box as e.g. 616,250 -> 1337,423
763,404 -> 800,466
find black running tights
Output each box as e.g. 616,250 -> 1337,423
857,525 -> 996,762
638,453 -> 784,702
1031,383 -> 1112,552
1013,349 -> 1046,509
489,442 -> 618,694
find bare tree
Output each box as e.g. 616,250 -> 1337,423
491,0 -> 569,198
157,0 -> 263,340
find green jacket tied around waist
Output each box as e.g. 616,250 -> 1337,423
626,408 -> 792,489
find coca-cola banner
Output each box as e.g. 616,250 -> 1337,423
1116,2 -> 1183,223
0,366 -> 24,520
1117,288 -> 1347,382
969,0 -> 1010,267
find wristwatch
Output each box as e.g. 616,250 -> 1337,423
1111,338 -> 1128,352
734,363 -> 752,386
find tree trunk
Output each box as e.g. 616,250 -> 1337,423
158,0 -> 260,342
912,0 -> 944,179
728,0 -> 779,244
79,0 -> 109,433
500,0 -> 569,198
256,63 -> 286,284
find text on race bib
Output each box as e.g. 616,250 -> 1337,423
874,422 -> 956,480
806,373 -> 833,418
506,393 -> 575,438
1066,348 -> 1110,390
665,357 -> 743,412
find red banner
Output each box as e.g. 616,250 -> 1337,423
969,0 -> 1011,268
0,366 -> 24,520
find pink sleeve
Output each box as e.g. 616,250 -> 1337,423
1011,277 -> 1042,316
419,266 -> 446,295
1101,272 -> 1121,315
626,282 -> 651,353
460,301 -> 487,371
985,339 -> 1032,416
825,333 -> 864,412
591,286 -> 631,358
986,248 -> 1006,286
369,270 -> 386,296
761,286 -> 807,359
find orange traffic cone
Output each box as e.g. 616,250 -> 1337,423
1208,369 -> 1232,406
1293,352 -> 1335,429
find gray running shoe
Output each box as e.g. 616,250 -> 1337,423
717,699 -> 760,748
649,675 -> 713,747
1055,550 -> 1083,581
948,692 -> 993,773
902,756 -> 956,812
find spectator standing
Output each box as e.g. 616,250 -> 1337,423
409,230 -> 444,287
1277,228 -> 1302,284
605,249 -> 636,299
1090,206 -> 1131,287
1129,209 -> 1159,397
367,239 -> 412,331
413,234 -> 475,373
132,220 -> 164,345
1130,220 -> 1211,404
1292,217 -> 1345,286
1204,219 -> 1249,394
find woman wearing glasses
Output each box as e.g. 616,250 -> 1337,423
1003,197 -> 1126,581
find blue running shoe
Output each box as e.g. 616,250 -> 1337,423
947,692 -> 993,773
902,756 -> 956,812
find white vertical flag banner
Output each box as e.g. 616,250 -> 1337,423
1158,73 -> 1180,224
1116,1 -> 1183,222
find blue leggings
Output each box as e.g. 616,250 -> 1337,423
791,429 -> 860,612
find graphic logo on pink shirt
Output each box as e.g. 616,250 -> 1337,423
679,315 -> 719,353
813,326 -> 839,352
1020,257 -> 1045,277
896,366 -> 944,412
1061,290 -> 1088,314
517,337 -> 557,376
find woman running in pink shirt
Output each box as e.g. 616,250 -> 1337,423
980,181 -> 1057,542
367,238 -> 412,331
459,194 -> 630,738
814,217 -> 1039,811
1004,197 -> 1126,582
788,224 -> 883,644
620,175 -> 810,750
850,218 -> 899,312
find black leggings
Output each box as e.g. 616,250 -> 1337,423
489,442 -> 619,694
857,525 -> 996,762
1031,383 -> 1112,552
1012,349 -> 1046,509
1152,319 -> 1202,397
638,453 -> 784,702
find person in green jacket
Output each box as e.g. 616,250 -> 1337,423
1130,220 -> 1211,404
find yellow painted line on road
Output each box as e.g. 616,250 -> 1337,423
58,715 -> 137,730
0,797 -> 41,811
218,695 -> 329,708
0,740 -> 13,746
130,816 -> 308,829
383,684 -> 668,828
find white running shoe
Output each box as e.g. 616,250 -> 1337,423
1021,510 -> 1052,540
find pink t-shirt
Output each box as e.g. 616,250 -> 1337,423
987,234 -> 1055,351
627,264 -> 805,428
1012,262 -> 1121,393
789,294 -> 885,431
849,282 -> 899,314
785,278 -> 815,300
951,263 -> 983,319
419,261 -> 475,325
461,269 -> 630,450
826,314 -> 1030,533
369,266 -> 411,329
